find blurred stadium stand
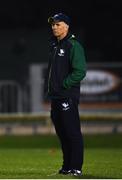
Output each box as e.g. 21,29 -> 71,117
0,0 -> 122,135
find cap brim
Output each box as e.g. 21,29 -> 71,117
48,17 -> 60,24
48,17 -> 53,24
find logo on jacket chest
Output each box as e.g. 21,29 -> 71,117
58,49 -> 65,56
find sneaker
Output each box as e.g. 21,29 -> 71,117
58,168 -> 71,175
70,169 -> 82,176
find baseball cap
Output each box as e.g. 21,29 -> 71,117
48,13 -> 70,26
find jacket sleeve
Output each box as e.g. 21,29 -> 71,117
63,40 -> 86,89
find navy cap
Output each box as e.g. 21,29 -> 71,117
48,13 -> 70,26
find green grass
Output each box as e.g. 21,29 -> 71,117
0,134 -> 122,179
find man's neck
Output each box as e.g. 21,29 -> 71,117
57,32 -> 68,41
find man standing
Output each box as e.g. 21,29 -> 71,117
45,13 -> 86,176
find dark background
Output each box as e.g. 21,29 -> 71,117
0,0 -> 122,83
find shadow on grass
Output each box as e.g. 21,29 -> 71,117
0,134 -> 122,149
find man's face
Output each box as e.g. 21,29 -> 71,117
51,21 -> 69,38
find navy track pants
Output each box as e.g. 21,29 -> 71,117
51,98 -> 84,171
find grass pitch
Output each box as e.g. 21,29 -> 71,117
0,134 -> 122,179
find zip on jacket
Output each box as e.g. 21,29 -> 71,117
47,46 -> 58,94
